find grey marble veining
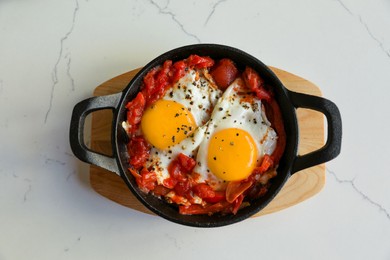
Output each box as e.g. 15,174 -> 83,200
0,0 -> 390,259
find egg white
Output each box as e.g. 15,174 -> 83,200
162,69 -> 222,126
143,69 -> 221,185
193,79 -> 278,188
146,125 -> 207,185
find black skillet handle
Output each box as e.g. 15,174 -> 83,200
69,93 -> 122,174
288,91 -> 342,174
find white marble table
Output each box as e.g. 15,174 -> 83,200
1,0 -> 389,259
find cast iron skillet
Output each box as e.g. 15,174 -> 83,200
69,44 -> 342,227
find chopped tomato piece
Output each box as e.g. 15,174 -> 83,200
129,168 -> 141,180
143,67 -> 157,89
170,60 -> 187,83
177,153 -> 196,172
203,191 -> 225,204
265,99 -> 286,165
128,136 -> 150,169
142,61 -> 172,106
125,92 -> 146,134
163,177 -> 177,189
165,154 -> 196,191
153,185 -> 171,196
142,67 -> 158,103
179,204 -> 206,215
193,183 -> 216,199
255,154 -> 273,174
140,168 -> 157,191
242,66 -> 272,102
174,179 -> 192,197
129,168 -> 157,193
210,58 -> 238,90
187,55 -> 214,69
156,60 -> 172,91
179,201 -> 230,215
168,160 -> 187,182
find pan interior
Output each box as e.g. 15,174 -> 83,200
113,44 -> 298,227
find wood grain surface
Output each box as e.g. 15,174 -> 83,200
89,67 -> 325,217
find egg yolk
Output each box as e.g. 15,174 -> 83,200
207,128 -> 258,181
141,100 -> 197,150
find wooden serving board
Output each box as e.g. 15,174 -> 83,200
89,67 -> 325,217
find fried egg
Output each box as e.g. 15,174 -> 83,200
141,69 -> 221,184
193,78 -> 278,189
